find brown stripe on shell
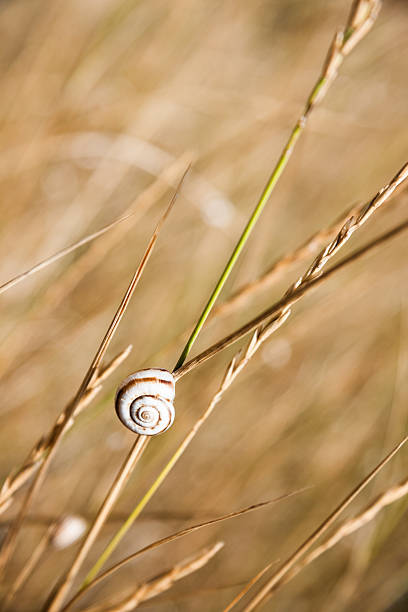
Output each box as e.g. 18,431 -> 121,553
131,377 -> 174,387
116,378 -> 173,400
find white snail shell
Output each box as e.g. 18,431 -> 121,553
115,368 -> 175,436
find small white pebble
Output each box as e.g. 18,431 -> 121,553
52,515 -> 87,550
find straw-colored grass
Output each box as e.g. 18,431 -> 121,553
1,1 -> 408,611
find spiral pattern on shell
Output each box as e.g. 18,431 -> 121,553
115,368 -> 175,436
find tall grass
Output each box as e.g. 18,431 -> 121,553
1,1 -> 408,611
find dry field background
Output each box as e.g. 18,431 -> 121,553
0,0 -> 408,610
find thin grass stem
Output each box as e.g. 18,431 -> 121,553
62,491 -> 306,612
173,0 -> 380,370
46,437 -> 148,612
82,165 -> 408,591
175,211 -> 408,382
0,168 -> 189,587
233,436 -> 408,611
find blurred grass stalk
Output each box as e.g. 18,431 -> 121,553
81,159 -> 408,596
224,435 -> 408,612
0,171 -> 188,592
51,2 -> 385,606
0,153 -> 191,383
63,493 -> 305,611
81,542 -> 224,612
174,0 -> 382,369
0,0 -> 388,609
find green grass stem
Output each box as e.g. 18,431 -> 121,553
174,80 -> 325,371
84,5 -> 376,583
82,438 -> 188,587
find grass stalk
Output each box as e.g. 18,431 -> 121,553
47,437 -> 149,612
0,169 -> 188,586
173,0 -> 381,370
82,317 -> 295,588
274,475 -> 408,596
62,491 -> 306,612
212,202 -> 362,319
0,154 -> 190,384
0,346 -> 132,515
82,542 -> 224,612
0,213 -> 135,297
175,163 -> 408,380
82,161 -> 408,589
236,435 -> 408,611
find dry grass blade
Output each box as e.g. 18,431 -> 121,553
0,346 -> 132,516
173,0 -> 381,371
0,212 -> 134,296
175,161 -> 408,381
213,310 -> 291,397
62,490 -> 307,612
213,202 -> 362,318
81,311 -> 290,587
146,0 -> 384,372
39,154 -> 192,314
0,1 -> 402,610
285,162 -> 408,295
235,435 -> 408,612
342,0 -> 382,55
46,437 -> 148,612
82,542 -> 224,612
306,0 -> 382,110
42,169 -> 190,612
222,563 -> 275,612
275,475 -> 408,593
147,201 -> 365,368
0,154 -> 191,383
0,167 -> 189,584
83,163 -> 408,586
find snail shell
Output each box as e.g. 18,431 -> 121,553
115,368 -> 175,436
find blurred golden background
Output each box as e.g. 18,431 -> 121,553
1,1 -> 408,610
